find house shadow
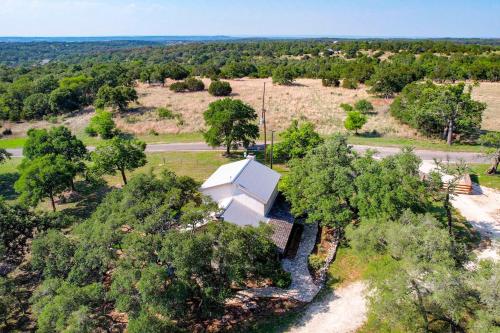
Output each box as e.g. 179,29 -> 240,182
0,172 -> 19,200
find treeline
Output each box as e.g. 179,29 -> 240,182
0,40 -> 161,66
1,39 -> 499,121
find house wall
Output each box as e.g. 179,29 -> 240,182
201,184 -> 234,203
264,185 -> 279,215
232,193 -> 265,215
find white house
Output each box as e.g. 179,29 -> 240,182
200,156 -> 281,227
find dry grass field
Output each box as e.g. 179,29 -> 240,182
123,78 -> 417,137
472,82 -> 500,131
1,79 -> 499,142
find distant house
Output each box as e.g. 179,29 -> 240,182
201,156 -> 294,253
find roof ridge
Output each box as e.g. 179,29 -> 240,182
231,158 -> 251,184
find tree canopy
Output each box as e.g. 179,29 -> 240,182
273,120 -> 323,161
203,98 -> 259,154
391,82 -> 486,144
91,137 -> 146,185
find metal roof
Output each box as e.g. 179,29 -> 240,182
201,158 -> 281,204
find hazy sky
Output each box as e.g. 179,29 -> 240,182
1,0 -> 499,38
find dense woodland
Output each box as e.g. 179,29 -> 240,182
1,39 -> 500,332
1,39 -> 499,122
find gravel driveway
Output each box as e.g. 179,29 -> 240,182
286,281 -> 368,333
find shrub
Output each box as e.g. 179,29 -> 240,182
157,107 -> 174,119
148,129 -> 159,136
272,66 -> 296,85
169,82 -> 188,92
273,270 -> 292,288
342,78 -> 358,89
184,77 -> 205,92
2,128 -> 12,136
344,111 -> 367,134
86,109 -> 116,139
340,103 -> 354,112
354,99 -> 374,114
208,80 -> 232,96
308,254 -> 325,272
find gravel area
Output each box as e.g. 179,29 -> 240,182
286,281 -> 368,333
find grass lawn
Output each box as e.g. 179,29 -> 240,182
1,130 -> 489,154
347,135 -> 485,153
0,151 -> 287,208
469,164 -> 500,190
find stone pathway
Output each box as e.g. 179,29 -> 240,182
236,222 -> 321,303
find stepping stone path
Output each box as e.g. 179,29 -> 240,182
236,222 -> 325,303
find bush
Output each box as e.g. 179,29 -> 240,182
308,254 -> 325,272
157,107 -> 174,119
340,103 -> 354,112
184,77 -> 205,92
273,270 -> 292,288
344,111 -> 367,134
2,128 -> 12,136
208,80 -> 232,96
86,109 -> 116,139
272,66 -> 296,85
169,82 -> 188,92
354,99 -> 374,114
342,78 -> 358,89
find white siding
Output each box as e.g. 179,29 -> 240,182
201,184 -> 234,203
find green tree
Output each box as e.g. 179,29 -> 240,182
31,279 -> 105,333
127,311 -> 180,333
273,120 -> 323,161
353,148 -> 430,220
479,132 -> 500,175
49,87 -> 79,113
184,77 -> 205,92
282,135 -> 357,228
23,126 -> 87,190
344,111 -> 367,134
208,80 -> 232,96
22,93 -> 50,119
203,98 -> 259,155
85,109 -> 116,139
95,85 -> 138,111
391,82 -> 485,145
15,154 -> 75,211
368,63 -> 422,97
272,66 -> 296,85
0,199 -> 39,259
31,230 -> 75,278
354,99 -> 374,114
91,137 -> 146,185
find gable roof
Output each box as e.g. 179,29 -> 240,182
201,158 -> 281,204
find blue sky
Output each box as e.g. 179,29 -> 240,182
1,0 -> 499,38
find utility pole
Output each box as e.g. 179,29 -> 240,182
270,130 -> 275,169
261,82 -> 267,163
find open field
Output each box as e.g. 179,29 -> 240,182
472,82 -> 500,131
0,79 -> 499,151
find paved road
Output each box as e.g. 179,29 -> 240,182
5,142 -> 490,163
